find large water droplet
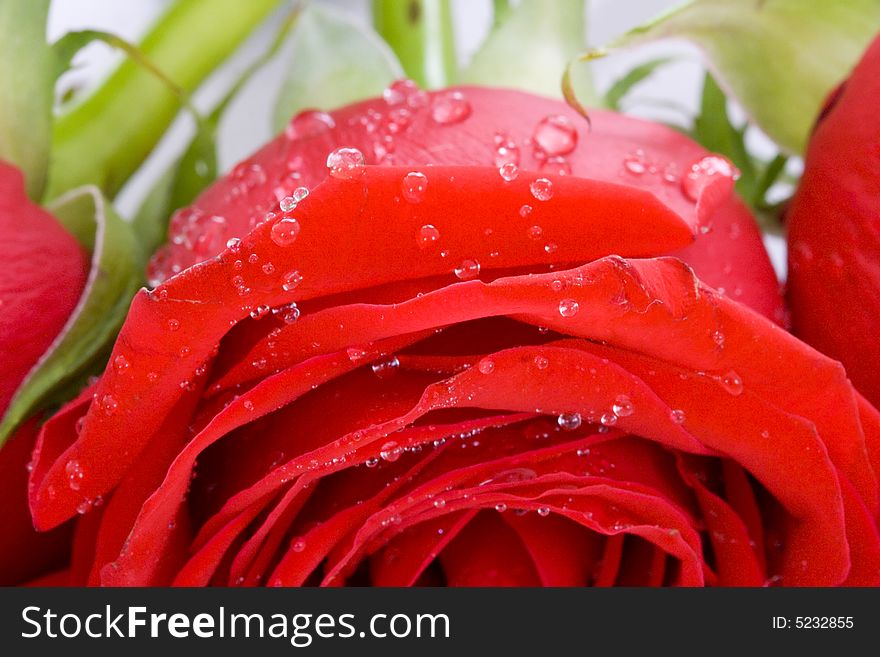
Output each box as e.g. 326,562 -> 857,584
270,217 -> 300,247
371,355 -> 400,379
417,224 -> 440,249
612,394 -> 634,417
719,369 -> 744,396
478,358 -> 495,374
530,178 -> 554,201
430,90 -> 471,124
558,298 -> 579,317
401,171 -> 428,203
498,162 -> 519,182
281,270 -> 303,291
533,114 -> 578,156
65,459 -> 84,491
681,155 -> 739,202
557,412 -> 582,431
454,259 -> 481,280
623,150 -> 648,175
380,440 -> 402,462
286,110 -> 335,139
326,147 -> 366,180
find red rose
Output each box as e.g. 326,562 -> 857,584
0,161 -> 88,585
787,34 -> 880,407
24,87 -> 880,587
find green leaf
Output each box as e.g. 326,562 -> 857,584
692,73 -> 757,199
603,57 -> 675,111
608,0 -> 880,154
372,0 -> 457,88
463,0 -> 596,104
0,187 -> 144,443
45,0 -> 283,202
274,5 -> 404,132
0,0 -> 52,200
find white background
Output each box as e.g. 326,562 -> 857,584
47,0 -> 787,276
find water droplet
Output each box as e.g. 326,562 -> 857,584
519,204 -> 533,218
113,355 -> 130,374
167,319 -> 180,331
292,537 -> 306,553
669,409 -> 686,425
478,358 -> 495,374
430,90 -> 471,124
623,150 -> 647,175
495,503 -> 508,512
262,262 -> 276,275
326,147 -> 365,180
530,178 -> 554,201
558,298 -> 579,317
434,498 -> 447,509
537,506 -> 551,517
243,400 -> 255,411
365,456 -> 379,468
270,217 -> 300,247
250,304 -> 270,320
380,441 -> 402,462
612,394 -> 634,418
347,346 -> 368,362
498,162 -> 519,182
281,270 -> 303,291
101,394 -> 118,415
533,355 -> 549,370
543,242 -> 558,254
533,114 -> 578,156
226,237 -> 241,251
76,500 -> 91,515
540,156 -> 572,176
681,155 -> 739,202
600,412 -> 618,427
401,171 -> 428,203
371,355 -> 400,379
276,302 -> 300,324
65,459 -> 84,491
719,370 -> 744,396
712,330 -> 725,347
417,224 -> 440,249
557,412 -> 582,431
527,225 -> 543,240
286,110 -> 335,139
454,259 -> 481,280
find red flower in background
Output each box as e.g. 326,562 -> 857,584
0,162 -> 88,584
787,34 -> 880,408
18,87 -> 880,587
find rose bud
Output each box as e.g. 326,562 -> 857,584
25,87 -> 879,587
787,34 -> 880,407
0,161 -> 88,584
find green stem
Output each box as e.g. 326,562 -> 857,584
372,0 -> 457,88
44,0 -> 282,202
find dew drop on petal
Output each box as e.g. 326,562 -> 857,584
365,456 -> 379,468
101,394 -> 118,416
681,155 -> 739,202
454,259 -> 481,280
65,459 -> 84,491
558,298 -> 579,318
113,355 -> 130,374
498,162 -> 519,182
380,441 -> 402,462
527,225 -> 543,240
519,204 -> 533,218
530,178 -> 554,201
557,412 -> 582,431
167,318 -> 180,332
670,409 -> 686,424
371,355 -> 400,379
537,506 -> 551,517
623,150 -> 647,175
612,394 -> 634,418
533,355 -> 549,370
533,114 -> 578,156
270,217 -> 300,247
600,412 -> 618,427
478,358 -> 495,374
495,502 -> 507,513
281,270 -> 303,291
401,171 -> 428,203
286,109 -> 335,139
291,538 -> 306,553
417,224 -> 440,249
719,369 -> 744,396
326,147 -> 366,180
430,90 -> 471,124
